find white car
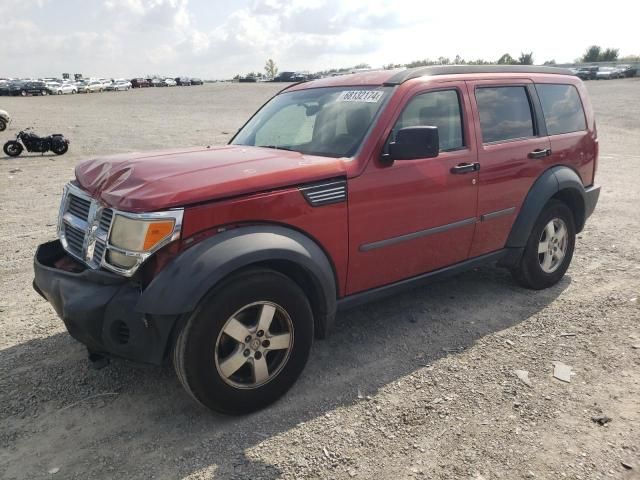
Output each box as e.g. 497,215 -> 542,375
163,78 -> 177,87
106,81 -> 132,91
85,81 -> 104,93
52,83 -> 78,95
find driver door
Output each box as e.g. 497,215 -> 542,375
346,82 -> 479,294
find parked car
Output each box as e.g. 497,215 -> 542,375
1,80 -> 26,96
575,66 -> 598,80
190,77 -> 203,85
131,78 -> 150,88
149,78 -> 163,87
33,65 -> 600,414
596,67 -> 617,80
162,78 -> 177,87
616,65 -> 637,77
51,83 -> 78,95
74,81 -> 90,93
106,80 -> 132,91
18,81 -> 51,96
85,81 -> 104,93
0,109 -> 10,131
175,77 -> 191,86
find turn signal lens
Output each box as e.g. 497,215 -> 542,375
110,215 -> 176,252
143,220 -> 175,250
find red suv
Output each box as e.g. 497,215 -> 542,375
33,66 -> 600,414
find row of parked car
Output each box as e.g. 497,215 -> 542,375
571,65 -> 637,80
0,76 -> 204,96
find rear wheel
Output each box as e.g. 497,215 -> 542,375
4,141 -> 23,157
41,90 -> 48,96
511,200 -> 575,289
20,90 -> 27,97
0,119 -> 6,131
51,142 -> 68,155
173,268 -> 314,414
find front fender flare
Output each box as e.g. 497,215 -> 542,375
136,225 -> 338,336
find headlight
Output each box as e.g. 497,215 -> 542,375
106,210 -> 182,272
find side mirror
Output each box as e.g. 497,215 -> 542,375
387,126 -> 439,161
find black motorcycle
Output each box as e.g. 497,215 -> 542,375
3,128 -> 69,157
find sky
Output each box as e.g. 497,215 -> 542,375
1,0 -> 637,79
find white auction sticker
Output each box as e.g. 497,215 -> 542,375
336,90 -> 384,103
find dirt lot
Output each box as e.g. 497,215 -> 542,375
0,80 -> 639,480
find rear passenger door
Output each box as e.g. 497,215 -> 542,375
466,79 -> 552,257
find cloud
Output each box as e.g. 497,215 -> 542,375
0,0 -> 638,79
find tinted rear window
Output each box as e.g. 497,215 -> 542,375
536,84 -> 586,135
476,86 -> 534,143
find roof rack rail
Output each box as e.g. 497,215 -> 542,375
383,65 -> 574,85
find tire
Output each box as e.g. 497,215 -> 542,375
51,142 -> 68,155
0,119 -> 6,132
4,141 -> 23,157
42,90 -> 48,96
173,268 -> 314,414
57,90 -> 62,95
510,200 -> 576,290
21,90 -> 27,97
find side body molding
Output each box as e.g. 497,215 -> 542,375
506,166 -> 588,249
136,225 -> 338,336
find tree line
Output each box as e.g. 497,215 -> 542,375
236,45 -> 638,81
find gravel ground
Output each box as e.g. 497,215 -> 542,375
0,80 -> 639,480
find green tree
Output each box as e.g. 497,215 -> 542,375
353,63 -> 371,69
497,53 -> 516,65
437,56 -> 451,65
582,45 -> 601,63
600,48 -> 619,61
518,52 -> 534,65
543,59 -> 556,65
264,59 -> 278,79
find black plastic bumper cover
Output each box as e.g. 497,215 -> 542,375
33,240 -> 179,365
584,185 -> 600,221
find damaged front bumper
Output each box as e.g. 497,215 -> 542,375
33,240 -> 180,365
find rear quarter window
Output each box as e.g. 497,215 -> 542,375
536,84 -> 586,135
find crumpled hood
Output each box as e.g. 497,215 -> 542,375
75,145 -> 347,212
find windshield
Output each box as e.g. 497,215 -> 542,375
231,86 -> 390,158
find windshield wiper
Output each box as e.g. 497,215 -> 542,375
257,145 -> 295,151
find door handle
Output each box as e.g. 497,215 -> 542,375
528,148 -> 552,159
450,162 -> 480,174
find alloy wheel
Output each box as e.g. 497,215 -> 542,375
538,218 -> 568,273
214,301 -> 294,389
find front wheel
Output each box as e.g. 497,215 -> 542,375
41,90 -> 48,96
0,118 -> 6,131
4,141 -> 23,157
173,268 -> 314,414
511,200 -> 576,290
51,142 -> 69,155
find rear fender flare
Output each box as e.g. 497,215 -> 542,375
136,225 -> 338,338
506,166 -> 586,249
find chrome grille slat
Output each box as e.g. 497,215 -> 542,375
98,209 -> 113,233
67,195 -> 91,221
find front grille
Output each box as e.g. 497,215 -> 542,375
67,194 -> 91,221
64,224 -> 85,256
98,209 -> 113,233
58,185 -> 114,268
